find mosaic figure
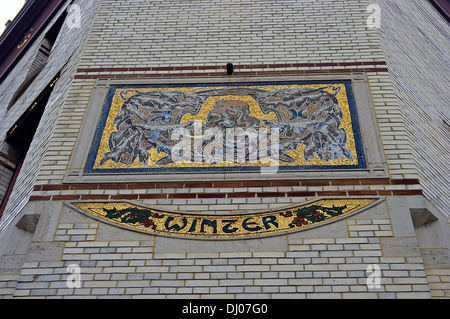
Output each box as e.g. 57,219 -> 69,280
88,82 -> 365,173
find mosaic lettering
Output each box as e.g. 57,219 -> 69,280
70,199 -> 376,239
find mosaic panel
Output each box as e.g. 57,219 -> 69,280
69,198 -> 377,239
85,81 -> 366,173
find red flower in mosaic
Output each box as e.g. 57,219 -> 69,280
292,216 -> 305,227
140,218 -> 154,227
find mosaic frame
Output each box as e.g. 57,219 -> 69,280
84,80 -> 366,174
65,74 -> 389,183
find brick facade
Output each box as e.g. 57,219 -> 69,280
0,0 -> 448,300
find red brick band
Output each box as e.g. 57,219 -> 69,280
33,179 -> 418,191
75,62 -> 389,79
29,189 -> 423,202
30,179 -> 422,202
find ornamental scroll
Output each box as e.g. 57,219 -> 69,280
68,198 -> 377,239
85,81 -> 366,174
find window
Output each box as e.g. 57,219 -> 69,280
7,10 -> 66,110
0,74 -> 58,219
429,0 -> 450,22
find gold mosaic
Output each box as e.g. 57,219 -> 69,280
85,81 -> 366,173
70,198 -> 376,239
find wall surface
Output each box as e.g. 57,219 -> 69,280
0,0 -> 448,299
375,0 -> 450,214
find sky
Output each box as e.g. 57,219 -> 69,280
0,0 -> 26,33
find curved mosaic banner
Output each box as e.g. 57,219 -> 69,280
68,198 -> 378,239
85,81 -> 366,174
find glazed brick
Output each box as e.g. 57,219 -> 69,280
347,191 -> 378,196
74,74 -> 93,79
271,181 -> 301,187
184,182 -> 214,188
317,191 -> 347,196
151,280 -> 184,287
185,280 -> 218,287
331,180 -> 360,186
70,184 -> 99,190
213,182 -> 242,188
29,195 -> 52,201
359,179 -> 391,185
227,192 -> 256,198
80,195 -> 110,200
242,181 -> 272,187
138,194 -> 167,199
257,192 -> 285,198
392,190 -> 423,196
52,195 -> 81,201
301,181 -> 330,186
110,194 -> 138,200
254,279 -> 288,286
287,191 -> 316,197
197,193 -> 226,198
77,67 -> 106,73
40,184 -> 70,191
126,183 -> 157,189
390,179 -> 420,185
97,183 -> 128,190
154,182 -> 185,189
338,62 -> 365,66
168,193 -> 197,199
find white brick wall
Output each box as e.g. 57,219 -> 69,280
7,218 -> 431,299
373,0 -> 450,214
79,0 -> 381,69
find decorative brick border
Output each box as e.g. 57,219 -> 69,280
30,179 -> 422,202
74,62 -> 389,79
